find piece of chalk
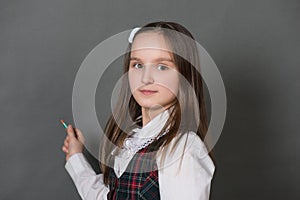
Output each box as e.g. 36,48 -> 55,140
60,119 -> 68,129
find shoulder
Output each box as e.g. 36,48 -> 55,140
157,132 -> 215,199
157,131 -> 215,176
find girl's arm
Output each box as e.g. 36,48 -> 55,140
65,153 -> 109,200
158,131 -> 215,200
62,125 -> 109,200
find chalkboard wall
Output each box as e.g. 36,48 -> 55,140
1,0 -> 299,199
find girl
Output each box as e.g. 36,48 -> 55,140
62,21 -> 215,200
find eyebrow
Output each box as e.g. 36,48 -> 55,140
130,57 -> 174,63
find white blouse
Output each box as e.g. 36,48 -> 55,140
65,110 -> 215,200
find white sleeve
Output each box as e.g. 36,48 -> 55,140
65,153 -> 109,200
158,133 -> 215,200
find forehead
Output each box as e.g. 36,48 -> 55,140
131,32 -> 173,61
131,32 -> 172,51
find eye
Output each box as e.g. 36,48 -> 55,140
157,64 -> 169,71
133,63 -> 144,69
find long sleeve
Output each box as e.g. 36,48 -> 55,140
158,132 -> 215,200
65,153 -> 109,200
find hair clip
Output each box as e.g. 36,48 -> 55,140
128,27 -> 141,43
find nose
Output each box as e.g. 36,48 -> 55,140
141,65 -> 154,84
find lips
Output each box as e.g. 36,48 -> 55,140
139,89 -> 158,95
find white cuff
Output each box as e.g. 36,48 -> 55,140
65,153 -> 94,180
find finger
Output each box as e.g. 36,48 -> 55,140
67,125 -> 76,138
64,137 -> 69,144
62,145 -> 68,153
64,139 -> 69,148
62,146 -> 68,153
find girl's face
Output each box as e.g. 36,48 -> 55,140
128,32 -> 179,111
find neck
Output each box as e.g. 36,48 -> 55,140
141,106 -> 165,127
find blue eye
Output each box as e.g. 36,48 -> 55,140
133,63 -> 144,69
157,64 -> 169,71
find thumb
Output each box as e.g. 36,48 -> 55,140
74,128 -> 85,144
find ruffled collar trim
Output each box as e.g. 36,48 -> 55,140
112,108 -> 172,177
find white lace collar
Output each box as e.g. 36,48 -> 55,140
112,108 -> 171,177
123,109 -> 170,151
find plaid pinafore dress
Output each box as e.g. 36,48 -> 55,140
107,137 -> 164,200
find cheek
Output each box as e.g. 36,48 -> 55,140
128,70 -> 141,93
157,74 -> 179,95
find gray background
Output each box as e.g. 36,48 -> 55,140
1,0 -> 299,199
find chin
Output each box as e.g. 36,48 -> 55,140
142,105 -> 169,113
137,101 -> 162,109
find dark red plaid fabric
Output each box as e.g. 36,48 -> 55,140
107,145 -> 161,200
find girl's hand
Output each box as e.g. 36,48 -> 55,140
62,125 -> 85,162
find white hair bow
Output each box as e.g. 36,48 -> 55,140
128,27 -> 141,43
